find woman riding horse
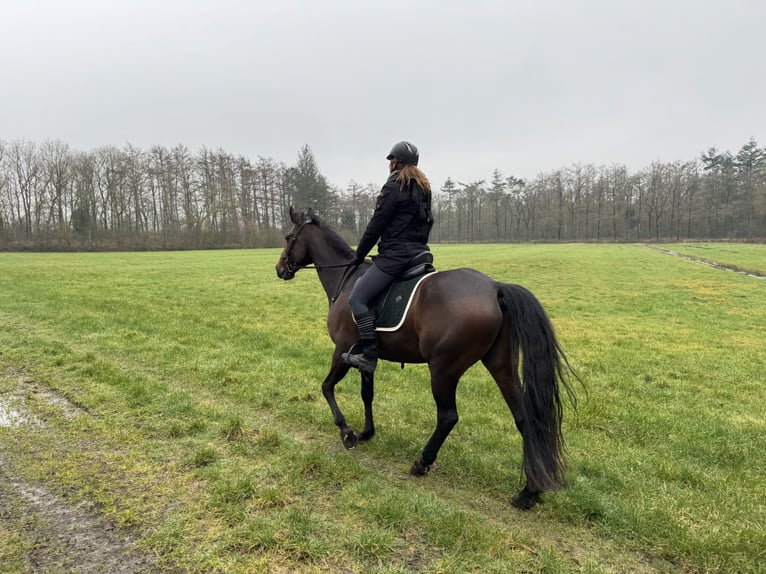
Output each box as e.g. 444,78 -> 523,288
276,204 -> 580,509
343,141 -> 434,374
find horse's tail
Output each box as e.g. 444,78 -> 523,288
496,283 -> 578,492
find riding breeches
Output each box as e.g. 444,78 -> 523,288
348,263 -> 395,319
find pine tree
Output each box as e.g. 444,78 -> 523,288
289,144 -> 330,217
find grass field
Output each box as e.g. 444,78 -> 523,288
0,243 -> 764,573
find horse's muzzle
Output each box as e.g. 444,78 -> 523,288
276,259 -> 296,280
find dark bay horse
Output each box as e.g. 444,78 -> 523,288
275,207 -> 578,509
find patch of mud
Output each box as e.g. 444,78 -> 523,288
39,386 -> 83,413
649,247 -> 766,280
0,460 -> 156,574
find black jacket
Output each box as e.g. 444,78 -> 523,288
356,171 -> 433,276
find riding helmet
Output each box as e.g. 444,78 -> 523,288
386,141 -> 419,166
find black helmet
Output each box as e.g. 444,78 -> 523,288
386,141 -> 419,166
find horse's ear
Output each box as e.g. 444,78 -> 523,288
305,207 -> 316,222
289,206 -> 299,224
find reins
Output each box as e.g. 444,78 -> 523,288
299,261 -> 357,270
330,263 -> 358,304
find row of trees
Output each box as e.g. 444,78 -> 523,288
0,141 -> 334,249
436,139 -> 765,243
1,137 -> 764,250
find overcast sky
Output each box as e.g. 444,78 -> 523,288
2,0 -> 764,191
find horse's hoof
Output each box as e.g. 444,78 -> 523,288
341,429 -> 359,450
511,489 -> 541,510
410,459 -> 431,476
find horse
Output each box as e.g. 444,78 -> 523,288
275,207 -> 578,509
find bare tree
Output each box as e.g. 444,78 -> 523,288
39,139 -> 74,241
457,180 -> 486,241
71,150 -> 98,243
9,140 -> 41,239
0,140 -> 8,237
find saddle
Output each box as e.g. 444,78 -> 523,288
370,252 -> 436,332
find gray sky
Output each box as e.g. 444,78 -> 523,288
2,0 -> 764,190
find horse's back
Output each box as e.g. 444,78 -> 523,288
419,267 -> 499,305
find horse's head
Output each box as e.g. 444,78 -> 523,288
276,206 -> 318,280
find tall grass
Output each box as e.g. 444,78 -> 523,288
0,243 -> 764,573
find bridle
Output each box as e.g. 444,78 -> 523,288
280,217 -> 356,276
279,217 -> 359,303
279,218 -> 312,277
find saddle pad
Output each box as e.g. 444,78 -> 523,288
371,271 -> 437,332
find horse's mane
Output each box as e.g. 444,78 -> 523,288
310,213 -> 355,259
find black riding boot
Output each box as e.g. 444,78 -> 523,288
342,313 -> 378,374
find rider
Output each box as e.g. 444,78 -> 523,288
341,141 -> 434,374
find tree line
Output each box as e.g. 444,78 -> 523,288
1,137 -> 764,250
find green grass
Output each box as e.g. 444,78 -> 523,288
0,244 -> 764,572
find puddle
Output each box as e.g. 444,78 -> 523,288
0,396 -> 44,428
0,368 -> 86,427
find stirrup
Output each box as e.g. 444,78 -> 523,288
341,350 -> 377,373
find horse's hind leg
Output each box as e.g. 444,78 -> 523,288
481,346 -> 526,437
411,365 -> 460,475
482,339 -> 541,510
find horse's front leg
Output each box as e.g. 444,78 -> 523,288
321,351 -> 359,449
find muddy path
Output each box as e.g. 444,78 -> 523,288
0,368 -> 157,574
646,245 -> 766,280
0,462 -> 155,574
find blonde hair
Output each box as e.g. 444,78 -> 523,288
396,165 -> 431,196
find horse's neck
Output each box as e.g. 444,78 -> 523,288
310,229 -> 354,301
